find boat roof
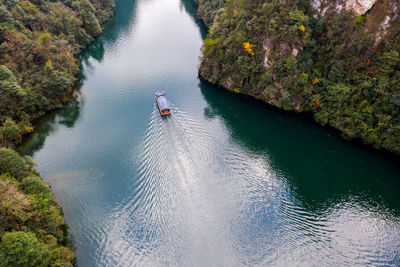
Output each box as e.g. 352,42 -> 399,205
155,90 -> 165,97
156,90 -> 170,110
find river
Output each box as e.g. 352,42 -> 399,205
19,0 -> 400,265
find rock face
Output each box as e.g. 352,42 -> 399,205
312,0 -> 378,16
197,0 -> 400,155
311,0 -> 398,44
346,0 -> 377,14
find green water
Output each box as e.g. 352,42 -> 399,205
20,0 -> 400,265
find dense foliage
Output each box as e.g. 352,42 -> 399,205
194,0 -> 225,26
0,0 -> 114,265
0,232 -> 50,266
0,148 -> 33,179
197,0 -> 400,154
0,0 -> 114,148
0,148 -> 74,266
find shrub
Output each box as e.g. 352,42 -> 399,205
0,65 -> 27,120
21,176 -> 50,195
0,231 -> 50,267
0,148 -> 31,179
0,118 -> 22,147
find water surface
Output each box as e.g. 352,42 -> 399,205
20,0 -> 400,265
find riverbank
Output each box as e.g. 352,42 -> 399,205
0,0 -> 114,265
17,0 -> 400,265
195,0 -> 400,155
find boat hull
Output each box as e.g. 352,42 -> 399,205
156,96 -> 171,115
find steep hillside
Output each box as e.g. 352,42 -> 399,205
197,0 -> 400,154
194,0 -> 225,26
0,0 -> 114,265
0,0 -> 114,147
0,148 -> 74,266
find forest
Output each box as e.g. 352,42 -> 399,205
0,0 -> 114,265
1,0 -> 399,264
196,0 -> 400,154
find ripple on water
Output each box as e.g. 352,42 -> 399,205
22,0 -> 400,264
87,102 -> 400,266
41,100 -> 400,266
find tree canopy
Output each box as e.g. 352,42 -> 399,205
0,232 -> 50,267
0,0 -> 115,265
197,0 -> 400,154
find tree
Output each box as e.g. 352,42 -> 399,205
0,118 -> 21,146
73,0 -> 101,35
0,65 -> 27,120
42,70 -> 73,98
0,231 -> 50,267
21,176 -> 50,195
0,5 -> 15,25
0,148 -> 32,180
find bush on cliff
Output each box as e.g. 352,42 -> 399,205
197,0 -> 400,154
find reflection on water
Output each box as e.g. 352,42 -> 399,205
19,102 -> 83,155
19,0 -> 400,265
180,0 -> 208,38
200,81 -> 400,214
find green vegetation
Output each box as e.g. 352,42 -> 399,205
196,0 -> 400,154
0,148 -> 32,179
0,232 -> 50,266
0,0 -> 114,265
194,0 -> 225,26
0,0 -> 114,148
0,148 -> 74,266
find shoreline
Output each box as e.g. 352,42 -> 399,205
194,0 -> 400,156
0,1 -> 116,265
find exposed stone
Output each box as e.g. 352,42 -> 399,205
225,77 -> 233,90
345,0 -> 377,15
374,15 -> 391,44
364,0 -> 397,45
279,43 -> 290,57
263,39 -> 272,69
312,0 -> 377,16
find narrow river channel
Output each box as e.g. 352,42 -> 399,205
19,0 -> 400,265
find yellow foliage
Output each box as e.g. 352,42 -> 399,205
298,25 -> 306,32
45,57 -> 52,68
312,77 -> 320,85
234,88 -> 241,93
354,15 -> 364,25
23,85 -> 31,91
38,32 -> 53,47
24,126 -> 34,133
243,42 -> 255,56
19,1 -> 39,15
233,10 -> 238,17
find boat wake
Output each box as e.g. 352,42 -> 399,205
96,104 -> 241,265
94,103 -> 400,266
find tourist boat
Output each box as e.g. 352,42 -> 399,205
155,90 -> 171,115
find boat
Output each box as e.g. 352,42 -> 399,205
155,90 -> 171,115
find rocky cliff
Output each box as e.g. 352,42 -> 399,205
197,0 -> 400,154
